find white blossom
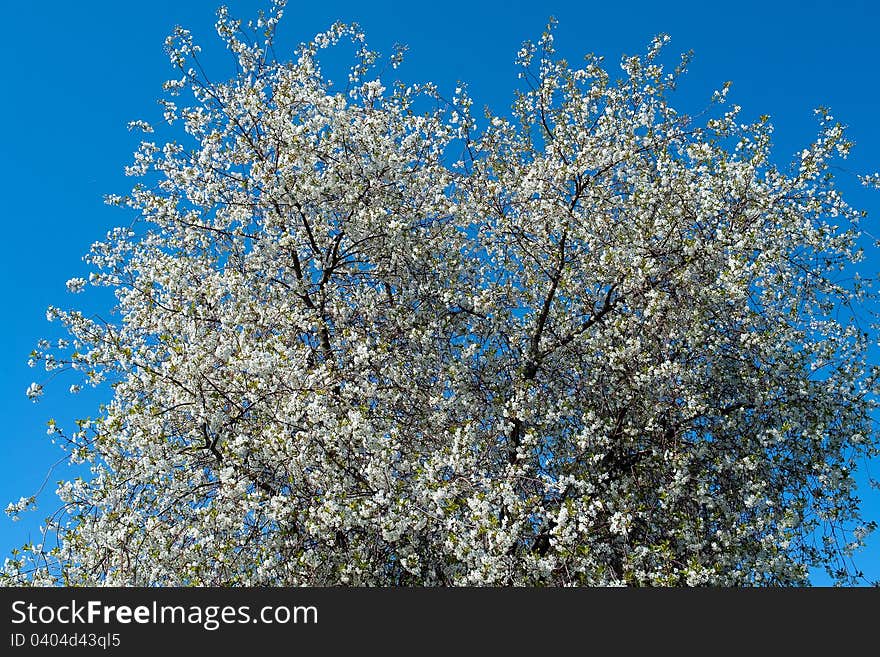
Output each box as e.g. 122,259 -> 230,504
25,383 -> 43,402
65,277 -> 86,293
5,4 -> 878,587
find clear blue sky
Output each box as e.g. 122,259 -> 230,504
2,0 -> 878,585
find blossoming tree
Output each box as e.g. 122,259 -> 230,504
6,1 -> 880,585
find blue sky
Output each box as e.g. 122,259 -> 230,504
1,0 -> 878,585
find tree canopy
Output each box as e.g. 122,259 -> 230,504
6,1 -> 880,585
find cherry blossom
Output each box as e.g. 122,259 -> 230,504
5,2 -> 879,586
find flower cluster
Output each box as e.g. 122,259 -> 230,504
6,2 -> 878,586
